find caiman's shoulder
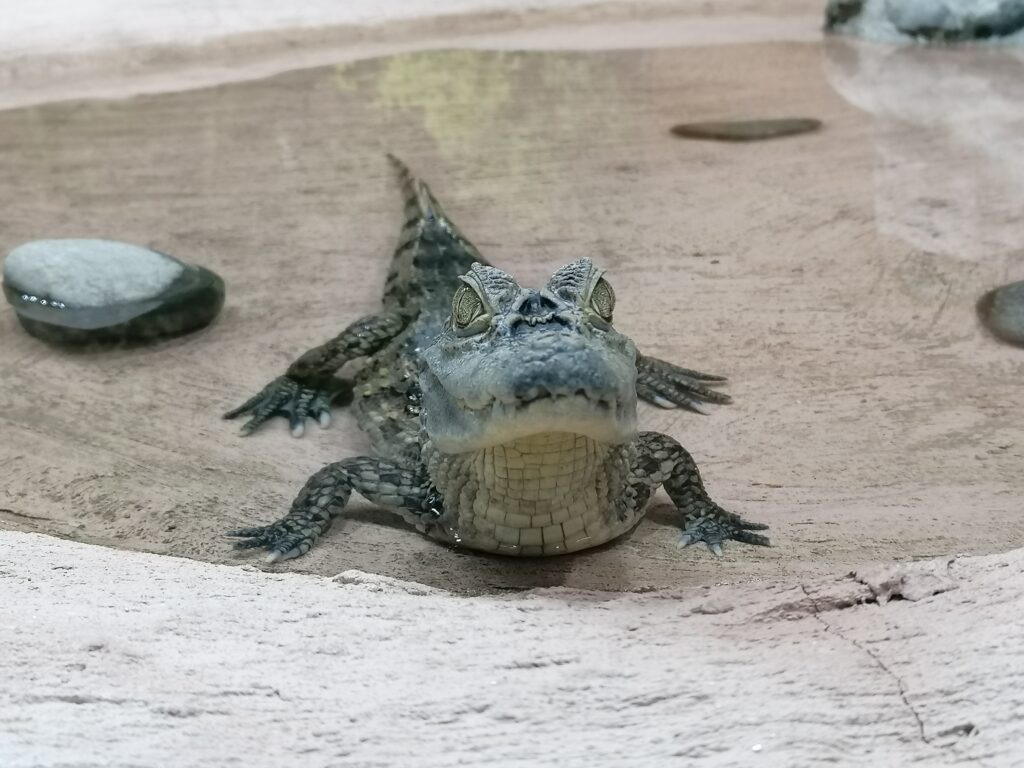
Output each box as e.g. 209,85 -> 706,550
348,156 -> 498,465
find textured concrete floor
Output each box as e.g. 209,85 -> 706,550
3,531 -> 1022,767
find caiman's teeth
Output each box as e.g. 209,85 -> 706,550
457,389 -> 620,418
491,401 -> 513,419
458,396 -> 496,412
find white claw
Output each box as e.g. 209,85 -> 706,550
290,422 -> 305,438
690,401 -> 713,415
708,542 -> 724,557
652,395 -> 678,409
318,411 -> 331,428
265,551 -> 283,564
678,533 -> 694,548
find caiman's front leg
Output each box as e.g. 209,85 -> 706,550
224,311 -> 409,436
227,458 -> 438,562
632,431 -> 769,554
636,353 -> 732,414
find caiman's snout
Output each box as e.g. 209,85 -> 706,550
420,328 -> 638,452
420,260 -> 640,453
506,341 -> 626,406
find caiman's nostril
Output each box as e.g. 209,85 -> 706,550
517,292 -> 560,317
509,292 -> 569,331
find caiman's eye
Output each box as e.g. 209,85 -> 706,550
451,284 -> 487,330
589,277 -> 615,322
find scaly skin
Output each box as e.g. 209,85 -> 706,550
225,156 -> 768,561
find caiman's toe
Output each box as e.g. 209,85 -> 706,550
224,375 -> 344,437
678,512 -> 771,553
226,516 -> 325,563
636,355 -> 732,414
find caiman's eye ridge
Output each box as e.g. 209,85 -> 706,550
590,277 -> 615,322
451,284 -> 487,330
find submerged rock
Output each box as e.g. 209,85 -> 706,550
2,239 -> 224,344
670,118 -> 822,142
826,0 -> 1024,43
977,280 -> 1024,347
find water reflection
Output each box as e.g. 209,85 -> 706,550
332,50 -> 630,172
823,38 -> 1024,262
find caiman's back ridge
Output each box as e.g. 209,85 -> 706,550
381,153 -> 488,312
224,156 -> 767,561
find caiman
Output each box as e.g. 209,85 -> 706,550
224,156 -> 769,561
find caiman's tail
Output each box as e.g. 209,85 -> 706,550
387,153 -> 447,224
384,154 -> 489,280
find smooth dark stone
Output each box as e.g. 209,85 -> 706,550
977,280 -> 1024,347
826,0 -> 1024,42
3,239 -> 225,345
670,118 -> 822,142
891,1 -> 1024,41
825,0 -> 865,29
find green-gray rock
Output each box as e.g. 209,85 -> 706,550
2,239 -> 224,345
978,280 -> 1024,347
826,0 -> 1024,42
670,118 -> 822,142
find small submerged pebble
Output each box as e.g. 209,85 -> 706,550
670,118 -> 822,142
977,280 -> 1024,347
2,239 -> 224,344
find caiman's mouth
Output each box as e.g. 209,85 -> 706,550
419,328 -> 640,456
456,387 -> 617,415
427,386 -> 634,455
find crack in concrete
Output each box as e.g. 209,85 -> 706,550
0,506 -> 51,522
800,584 -> 935,749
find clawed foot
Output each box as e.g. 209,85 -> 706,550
226,517 -> 326,562
678,510 -> 770,556
224,375 -> 351,437
637,354 -> 731,414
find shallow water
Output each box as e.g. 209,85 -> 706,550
1,42 -> 1022,592
824,39 -> 1024,263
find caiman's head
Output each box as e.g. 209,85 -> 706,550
419,258 -> 638,454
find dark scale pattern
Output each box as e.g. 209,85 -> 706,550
351,345 -> 423,466
545,258 -> 594,301
467,263 -> 520,306
223,374 -> 351,436
382,154 -> 488,312
223,311 -> 409,435
629,432 -> 769,554
286,312 -> 411,379
227,458 -> 436,561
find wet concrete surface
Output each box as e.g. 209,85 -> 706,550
1,42 -> 1022,593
